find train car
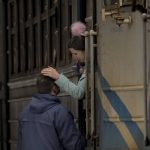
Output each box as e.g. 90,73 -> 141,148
90,0 -> 150,149
0,0 -> 150,150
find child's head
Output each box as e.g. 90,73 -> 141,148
68,21 -> 86,63
37,75 -> 60,95
68,36 -> 85,63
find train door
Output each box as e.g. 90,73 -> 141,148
96,0 -> 150,149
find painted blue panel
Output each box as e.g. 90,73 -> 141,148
102,121 -> 129,149
102,77 -> 144,148
95,73 -> 145,149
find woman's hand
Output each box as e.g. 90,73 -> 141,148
41,67 -> 60,80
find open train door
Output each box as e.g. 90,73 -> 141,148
95,0 -> 150,149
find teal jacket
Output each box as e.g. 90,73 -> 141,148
55,73 -> 86,99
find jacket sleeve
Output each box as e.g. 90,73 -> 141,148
55,74 -> 86,99
54,106 -> 86,150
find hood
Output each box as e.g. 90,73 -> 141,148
29,93 -> 60,113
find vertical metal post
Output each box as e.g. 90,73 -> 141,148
145,2 -> 150,146
0,0 -> 7,150
85,31 -> 90,139
119,0 -> 123,6
89,30 -> 97,137
143,11 -> 150,146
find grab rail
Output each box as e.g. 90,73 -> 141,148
89,30 -> 97,136
85,31 -> 90,139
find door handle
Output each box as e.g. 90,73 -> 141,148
85,31 -> 90,139
89,30 -> 97,136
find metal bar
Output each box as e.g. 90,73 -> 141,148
143,13 -> 150,145
37,0 -> 42,69
54,31 -> 58,67
7,2 -> 12,77
8,97 -> 31,103
85,31 -> 90,139
89,30 -> 97,136
119,0 -> 123,6
0,1 -> 7,149
29,0 -> 34,71
56,0 -> 61,67
19,0 -> 25,73
90,30 -> 94,136
47,0 -> 50,66
14,1 -> 19,74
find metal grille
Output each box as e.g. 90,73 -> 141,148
7,0 -> 72,78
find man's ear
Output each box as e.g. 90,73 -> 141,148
51,84 -> 60,95
54,84 -> 60,95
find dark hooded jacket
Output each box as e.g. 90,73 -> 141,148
18,93 -> 85,150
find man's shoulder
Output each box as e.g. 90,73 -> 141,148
49,104 -> 74,118
49,103 -> 68,113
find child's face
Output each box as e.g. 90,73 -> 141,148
69,48 -> 85,63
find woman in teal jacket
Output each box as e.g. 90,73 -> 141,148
41,35 -> 86,99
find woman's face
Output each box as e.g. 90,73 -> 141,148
69,48 -> 85,63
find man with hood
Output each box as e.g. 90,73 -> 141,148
17,75 -> 86,150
